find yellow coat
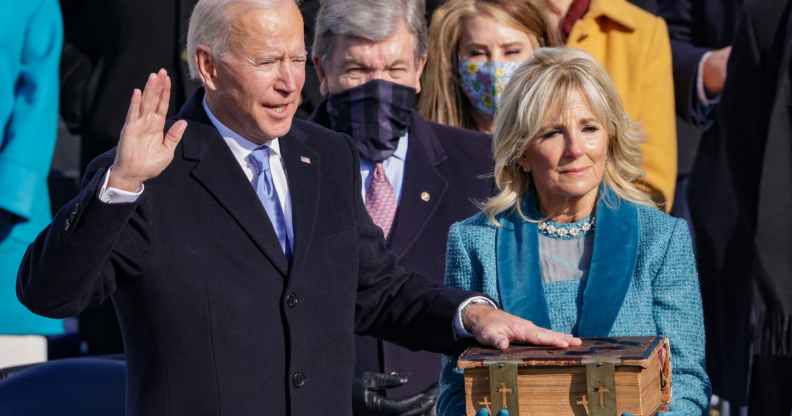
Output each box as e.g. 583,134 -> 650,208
567,0 -> 677,211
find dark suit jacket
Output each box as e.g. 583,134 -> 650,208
658,0 -> 742,174
688,0 -> 792,403
312,106 -> 493,398
17,91 -> 474,416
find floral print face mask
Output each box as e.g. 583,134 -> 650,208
457,60 -> 523,118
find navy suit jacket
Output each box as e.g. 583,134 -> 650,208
688,0 -> 792,403
658,0 -> 742,174
17,91 -> 474,416
311,106 -> 493,398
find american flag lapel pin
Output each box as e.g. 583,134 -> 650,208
300,156 -> 312,164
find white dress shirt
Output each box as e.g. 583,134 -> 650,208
201,98 -> 294,249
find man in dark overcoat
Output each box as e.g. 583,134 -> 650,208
686,0 -> 792,412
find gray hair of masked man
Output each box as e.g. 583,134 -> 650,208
311,0 -> 428,96
186,0 -> 308,144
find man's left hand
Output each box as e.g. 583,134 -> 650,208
463,304 -> 582,350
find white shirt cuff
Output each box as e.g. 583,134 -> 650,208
98,168 -> 144,204
697,51 -> 721,106
454,296 -> 498,338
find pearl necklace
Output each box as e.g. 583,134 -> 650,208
537,216 -> 596,239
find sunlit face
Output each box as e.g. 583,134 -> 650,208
519,89 -> 609,212
457,14 -> 537,64
201,1 -> 306,143
315,19 -> 426,95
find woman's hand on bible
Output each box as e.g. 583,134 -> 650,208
462,304 -> 581,350
109,68 -> 188,192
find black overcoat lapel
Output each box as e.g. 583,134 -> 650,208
179,92 -> 289,276
388,115 -> 448,257
279,125 -> 321,277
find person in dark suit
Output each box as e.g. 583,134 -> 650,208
308,1 -> 493,414
686,0 -> 792,412
59,0 -> 201,355
657,0 -> 745,408
16,1 -> 580,415
657,0 -> 741,225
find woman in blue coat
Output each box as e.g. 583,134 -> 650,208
438,48 -> 710,415
0,0 -> 63,335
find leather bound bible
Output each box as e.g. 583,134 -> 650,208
457,336 -> 672,416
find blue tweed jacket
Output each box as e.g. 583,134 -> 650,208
439,190 -> 710,415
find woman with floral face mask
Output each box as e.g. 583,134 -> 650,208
422,0 -> 678,213
418,0 -> 561,133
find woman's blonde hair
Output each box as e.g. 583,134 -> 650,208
483,47 -> 656,224
418,0 -> 560,130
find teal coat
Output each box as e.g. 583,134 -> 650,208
439,190 -> 710,415
0,0 -> 63,334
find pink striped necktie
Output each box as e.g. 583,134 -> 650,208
365,163 -> 397,239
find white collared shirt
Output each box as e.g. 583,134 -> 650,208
202,98 -> 294,249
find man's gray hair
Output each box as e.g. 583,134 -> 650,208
186,0 -> 300,79
312,0 -> 427,65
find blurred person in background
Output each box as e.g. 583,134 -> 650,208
658,0 -> 739,230
0,0 -> 64,365
658,1 -> 742,412
538,0 -> 678,212
685,1 -> 792,413
418,0 -> 561,134
59,0 -> 200,355
310,0 -> 493,413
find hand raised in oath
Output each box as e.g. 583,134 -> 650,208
109,69 -> 188,192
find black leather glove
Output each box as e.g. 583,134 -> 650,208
353,372 -> 439,416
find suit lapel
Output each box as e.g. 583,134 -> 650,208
279,126 -> 320,276
495,203 -> 551,329
576,188 -> 639,336
388,116 -> 448,257
180,92 -> 289,276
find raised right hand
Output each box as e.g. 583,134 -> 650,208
108,69 -> 188,192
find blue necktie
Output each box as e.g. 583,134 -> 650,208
249,147 -> 292,260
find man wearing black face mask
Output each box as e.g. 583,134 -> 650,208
310,1 -> 494,415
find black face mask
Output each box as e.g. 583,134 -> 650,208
326,79 -> 417,162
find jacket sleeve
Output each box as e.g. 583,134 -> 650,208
653,218 -> 711,415
16,155 -> 150,318
659,0 -> 714,125
638,16 -> 678,212
349,137 -> 473,354
437,223 -> 473,416
0,0 -> 62,222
